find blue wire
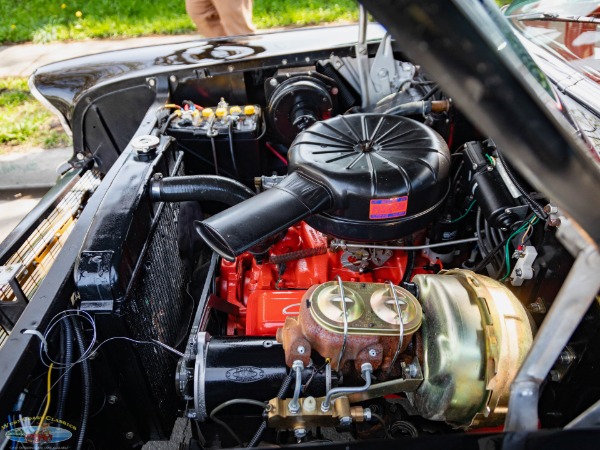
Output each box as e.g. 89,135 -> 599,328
7,413 -> 16,450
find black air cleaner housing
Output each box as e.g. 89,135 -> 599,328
197,114 -> 450,260
291,114 -> 450,241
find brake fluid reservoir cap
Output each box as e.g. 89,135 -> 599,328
244,105 -> 256,115
229,106 -> 242,115
202,108 -> 214,118
215,107 -> 227,118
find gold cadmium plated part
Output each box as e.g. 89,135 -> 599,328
411,270 -> 534,428
309,281 -> 422,336
267,396 -> 364,430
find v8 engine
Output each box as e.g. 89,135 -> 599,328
174,111 -> 535,442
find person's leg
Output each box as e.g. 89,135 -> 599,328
186,0 -> 227,37
212,0 -> 256,36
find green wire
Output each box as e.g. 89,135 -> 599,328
501,217 -> 539,281
450,199 -> 476,223
485,154 -> 496,166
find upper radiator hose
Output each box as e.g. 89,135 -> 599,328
150,175 -> 255,206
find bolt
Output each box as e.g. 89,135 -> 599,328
520,389 -> 534,397
269,78 -> 278,87
169,75 -> 177,83
403,363 -> 416,378
297,345 -> 305,355
378,68 -> 388,77
339,416 -> 352,427
504,208 -> 513,214
550,370 -> 562,382
515,269 -> 523,277
107,395 -> 118,404
305,56 -> 311,63
282,59 -> 288,65
294,428 -> 307,439
529,303 -> 542,313
368,349 -> 377,357
363,408 -> 372,422
544,204 -> 558,214
187,410 -> 197,419
559,351 -> 575,365
548,218 -> 562,227
125,432 -> 134,440
148,79 -> 155,87
76,153 -> 85,161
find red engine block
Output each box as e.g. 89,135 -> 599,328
218,222 -> 435,335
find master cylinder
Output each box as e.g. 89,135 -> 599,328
275,270 -> 534,429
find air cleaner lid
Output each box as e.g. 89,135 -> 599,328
289,114 -> 450,241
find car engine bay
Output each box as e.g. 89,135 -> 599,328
7,12 -> 600,450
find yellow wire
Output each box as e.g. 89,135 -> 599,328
521,222 -> 533,245
37,363 -> 53,436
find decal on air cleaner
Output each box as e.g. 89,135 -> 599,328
369,196 -> 409,220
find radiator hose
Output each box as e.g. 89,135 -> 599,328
150,175 -> 255,206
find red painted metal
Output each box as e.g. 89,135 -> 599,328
219,222 -> 434,336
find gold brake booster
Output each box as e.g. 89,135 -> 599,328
272,270 -> 534,431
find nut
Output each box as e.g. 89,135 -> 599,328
294,428 -> 307,439
548,218 -> 562,227
339,416 -> 352,427
559,350 -> 575,365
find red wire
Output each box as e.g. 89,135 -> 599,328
447,114 -> 455,150
265,142 -> 288,166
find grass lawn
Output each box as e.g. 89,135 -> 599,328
1,0 -> 512,44
0,0 -> 512,153
0,78 -> 71,154
0,0 -> 359,44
